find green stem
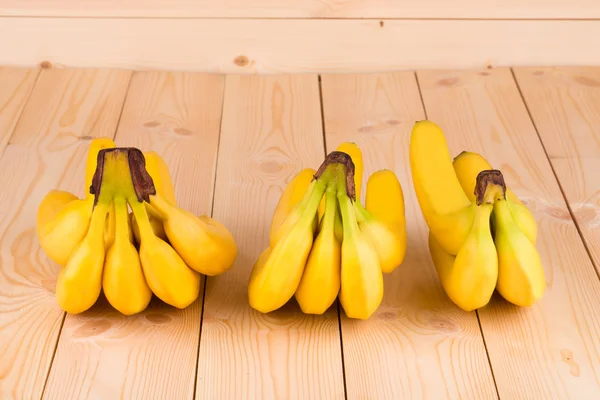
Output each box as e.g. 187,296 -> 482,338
113,198 -> 129,245
129,200 -> 156,244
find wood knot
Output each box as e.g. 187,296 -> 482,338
438,77 -> 459,87
40,61 -> 53,69
234,55 -> 250,67
145,313 -> 172,324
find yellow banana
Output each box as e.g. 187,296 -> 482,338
248,175 -> 327,313
269,168 -> 317,248
410,120 -> 483,255
492,197 -> 546,307
147,194 -> 237,276
360,169 -> 407,274
102,198 -> 152,315
427,170 -> 505,311
319,142 -> 363,219
37,137 -> 115,266
294,185 -> 341,315
121,149 -> 202,309
452,150 -> 537,244
55,200 -> 110,314
338,188 -> 383,320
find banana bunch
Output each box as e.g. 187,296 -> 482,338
36,138 -> 237,315
248,143 -> 407,320
409,120 -> 546,311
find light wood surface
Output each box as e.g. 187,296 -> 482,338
513,67 -> 600,273
1,18 -> 600,73
2,66 -> 600,398
1,0 -> 598,18
43,72 -> 224,399
0,68 -> 131,399
320,72 -> 497,399
196,75 -> 345,399
417,67 -> 600,398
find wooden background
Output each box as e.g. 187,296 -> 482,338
1,0 -> 600,72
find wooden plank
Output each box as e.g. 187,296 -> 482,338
196,75 -> 345,399
320,72 -> 497,399
514,67 -> 600,291
1,18 -> 600,74
1,0 -> 599,19
417,67 -> 600,399
42,72 -> 224,399
0,67 -> 39,155
0,68 -> 131,399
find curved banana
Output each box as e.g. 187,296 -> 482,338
294,185 -> 341,315
427,170 -> 504,311
452,150 -> 537,244
248,175 -> 327,313
338,189 -> 383,320
37,137 -> 115,266
361,169 -> 407,273
269,168 -> 317,248
492,198 -> 546,307
103,199 -> 152,315
409,120 -> 479,255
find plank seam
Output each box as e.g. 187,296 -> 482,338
413,70 -> 501,399
39,70 -> 135,400
318,73 -> 349,400
510,67 -> 600,281
0,67 -> 42,159
193,74 -> 227,400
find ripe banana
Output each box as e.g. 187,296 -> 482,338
360,169 -> 407,274
492,197 -> 546,306
248,174 -> 328,313
452,150 -> 537,244
269,168 -> 318,248
294,185 -> 341,315
338,185 -> 384,320
427,170 -> 505,311
102,198 -> 152,315
37,137 -> 115,266
410,120 -> 485,255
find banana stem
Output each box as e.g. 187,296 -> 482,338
474,169 -> 506,205
129,200 -> 156,244
314,150 -> 356,201
113,198 -> 130,245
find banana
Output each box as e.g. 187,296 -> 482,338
102,198 -> 152,315
427,170 -> 505,311
294,185 -> 341,315
452,150 -> 537,244
55,199 -> 110,314
410,120 -> 484,255
492,197 -> 546,306
359,169 -> 407,274
120,149 -> 202,309
37,137 -> 115,266
131,211 -> 168,244
319,142 -> 364,219
248,175 -> 328,313
269,168 -> 317,248
338,188 -> 384,320
147,194 -> 237,276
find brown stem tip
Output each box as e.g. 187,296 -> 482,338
474,169 -> 506,205
314,150 -> 356,201
89,147 -> 157,205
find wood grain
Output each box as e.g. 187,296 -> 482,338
2,18 -> 600,74
1,0 -> 599,19
320,72 -> 497,399
0,68 -> 131,399
417,67 -> 600,398
513,67 -> 600,272
196,75 -> 345,399
0,67 -> 39,156
42,72 -> 224,399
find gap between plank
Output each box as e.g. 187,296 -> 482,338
413,70 -> 501,400
38,70 -> 135,400
192,75 -> 227,400
510,67 -> 600,282
318,74 -> 349,400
